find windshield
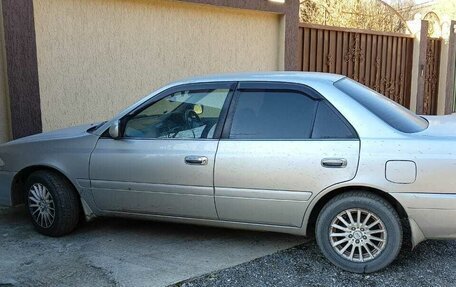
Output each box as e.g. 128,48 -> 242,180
334,78 -> 428,133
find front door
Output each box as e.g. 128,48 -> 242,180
214,82 -> 360,227
90,82 -> 235,219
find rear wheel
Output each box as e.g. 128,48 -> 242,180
315,191 -> 402,273
25,171 -> 80,237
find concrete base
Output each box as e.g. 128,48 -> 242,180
0,207 -> 305,286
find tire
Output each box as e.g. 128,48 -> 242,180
315,191 -> 402,273
25,171 -> 80,237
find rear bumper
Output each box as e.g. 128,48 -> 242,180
0,171 -> 15,206
392,193 -> 456,241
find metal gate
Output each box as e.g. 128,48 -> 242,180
298,23 -> 414,107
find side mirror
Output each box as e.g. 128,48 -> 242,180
109,120 -> 121,139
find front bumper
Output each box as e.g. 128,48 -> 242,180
0,171 -> 16,206
392,193 -> 456,242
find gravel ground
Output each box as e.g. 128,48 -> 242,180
173,238 -> 456,287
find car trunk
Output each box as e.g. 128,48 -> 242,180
418,115 -> 456,138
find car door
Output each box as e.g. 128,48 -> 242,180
90,82 -> 236,219
214,82 -> 360,227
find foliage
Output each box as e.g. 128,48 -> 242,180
300,0 -> 416,33
430,1 -> 456,20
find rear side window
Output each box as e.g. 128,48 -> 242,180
312,102 -> 357,139
229,90 -> 318,139
334,78 -> 428,133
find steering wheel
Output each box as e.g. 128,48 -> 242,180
184,109 -> 202,130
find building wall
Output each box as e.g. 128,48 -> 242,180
33,0 -> 283,131
0,1 -> 11,143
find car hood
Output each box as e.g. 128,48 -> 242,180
2,123 -> 101,146
0,123 -> 103,175
419,115 -> 456,138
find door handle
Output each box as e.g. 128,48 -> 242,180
185,156 -> 208,165
321,158 -> 347,168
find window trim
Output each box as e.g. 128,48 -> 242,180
221,81 -> 359,141
102,81 -> 237,140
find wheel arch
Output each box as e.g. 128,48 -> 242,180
305,185 -> 410,240
11,165 -> 80,206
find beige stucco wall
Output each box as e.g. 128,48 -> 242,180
33,0 -> 283,131
0,1 -> 11,143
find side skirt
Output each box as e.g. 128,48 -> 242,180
97,210 -> 307,236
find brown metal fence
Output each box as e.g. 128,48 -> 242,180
423,37 -> 442,115
298,23 -> 414,107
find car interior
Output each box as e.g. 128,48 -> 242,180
124,89 -> 227,139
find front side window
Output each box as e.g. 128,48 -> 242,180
229,90 -> 318,139
124,89 -> 230,139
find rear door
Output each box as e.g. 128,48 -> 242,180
214,82 -> 360,227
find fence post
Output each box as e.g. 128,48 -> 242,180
0,0 -> 12,143
437,29 -> 449,115
444,21 -> 456,114
414,20 -> 429,115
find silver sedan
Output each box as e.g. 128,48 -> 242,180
0,72 -> 455,273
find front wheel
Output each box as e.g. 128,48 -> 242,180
25,171 -> 80,237
316,191 -> 402,273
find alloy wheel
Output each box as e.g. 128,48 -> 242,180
329,208 -> 387,262
28,183 -> 56,229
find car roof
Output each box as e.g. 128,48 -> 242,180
176,72 -> 346,86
